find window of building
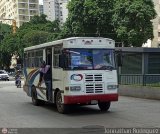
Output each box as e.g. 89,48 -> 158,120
22,16 -> 25,20
121,53 -> 142,74
22,3 -> 25,7
148,53 -> 160,74
30,4 -> 36,8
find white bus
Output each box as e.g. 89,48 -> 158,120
23,37 -> 121,113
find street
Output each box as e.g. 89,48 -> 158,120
0,81 -> 160,129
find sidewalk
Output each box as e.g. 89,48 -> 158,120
119,85 -> 160,100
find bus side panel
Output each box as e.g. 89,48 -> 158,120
52,68 -> 64,101
23,68 -> 45,98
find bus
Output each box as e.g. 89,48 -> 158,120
23,37 -> 121,113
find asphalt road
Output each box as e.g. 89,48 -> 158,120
0,81 -> 160,133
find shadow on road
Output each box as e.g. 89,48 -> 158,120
28,102 -> 112,116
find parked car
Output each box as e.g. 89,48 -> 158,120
0,70 -> 9,81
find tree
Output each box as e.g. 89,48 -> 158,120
30,14 -> 48,24
0,34 -> 19,68
18,14 -> 60,34
0,14 -> 61,69
60,0 -> 115,39
0,24 -> 12,68
60,0 -> 156,47
112,0 -> 156,46
22,30 -> 56,48
0,23 -> 12,43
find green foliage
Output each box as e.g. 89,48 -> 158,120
0,14 -> 60,69
0,23 -> 12,68
0,34 -> 19,68
17,15 -> 60,38
22,30 -> 56,47
30,14 -> 48,24
112,0 -> 156,46
60,0 -> 156,47
60,0 -> 115,39
0,0 -> 157,68
0,23 -> 12,43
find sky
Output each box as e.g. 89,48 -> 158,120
39,0 -> 43,5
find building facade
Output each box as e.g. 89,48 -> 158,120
39,4 -> 44,15
0,0 -> 39,27
43,0 -> 59,21
43,0 -> 69,24
59,0 -> 69,24
152,0 -> 160,47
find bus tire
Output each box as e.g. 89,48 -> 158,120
31,86 -> 41,106
98,101 -> 111,111
56,90 -> 69,114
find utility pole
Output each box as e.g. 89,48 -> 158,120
12,19 -> 16,34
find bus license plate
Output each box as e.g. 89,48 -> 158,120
91,100 -> 98,104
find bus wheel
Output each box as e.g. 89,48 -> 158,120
31,86 -> 41,106
98,102 -> 111,111
56,90 -> 69,114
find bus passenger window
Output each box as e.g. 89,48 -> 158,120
53,46 -> 62,68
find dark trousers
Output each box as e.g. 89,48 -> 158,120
45,80 -> 52,101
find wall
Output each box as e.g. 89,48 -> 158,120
119,85 -> 160,100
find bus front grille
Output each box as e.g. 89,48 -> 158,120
85,74 -> 102,82
85,83 -> 103,93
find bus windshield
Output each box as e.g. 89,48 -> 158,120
64,49 -> 115,70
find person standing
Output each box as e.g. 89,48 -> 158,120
38,61 -> 52,101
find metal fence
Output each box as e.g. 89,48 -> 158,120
119,74 -> 160,86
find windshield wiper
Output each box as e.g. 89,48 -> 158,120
98,65 -> 114,70
73,67 -> 86,70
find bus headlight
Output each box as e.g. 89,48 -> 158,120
107,85 -> 118,90
70,86 -> 81,91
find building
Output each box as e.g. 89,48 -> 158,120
39,4 -> 44,15
116,47 -> 160,86
43,0 -> 69,24
43,0 -> 59,21
0,0 -> 39,27
59,0 -> 69,24
151,0 -> 160,47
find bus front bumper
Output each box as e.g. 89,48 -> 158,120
64,94 -> 118,104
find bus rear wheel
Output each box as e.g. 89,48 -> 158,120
98,101 -> 111,111
31,86 -> 42,106
56,90 -> 69,114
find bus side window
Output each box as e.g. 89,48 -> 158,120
24,53 -> 28,67
53,46 -> 62,68
28,51 -> 35,68
53,55 -> 59,68
28,52 -> 31,67
35,50 -> 43,67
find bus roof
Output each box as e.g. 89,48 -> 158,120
24,37 -> 115,51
